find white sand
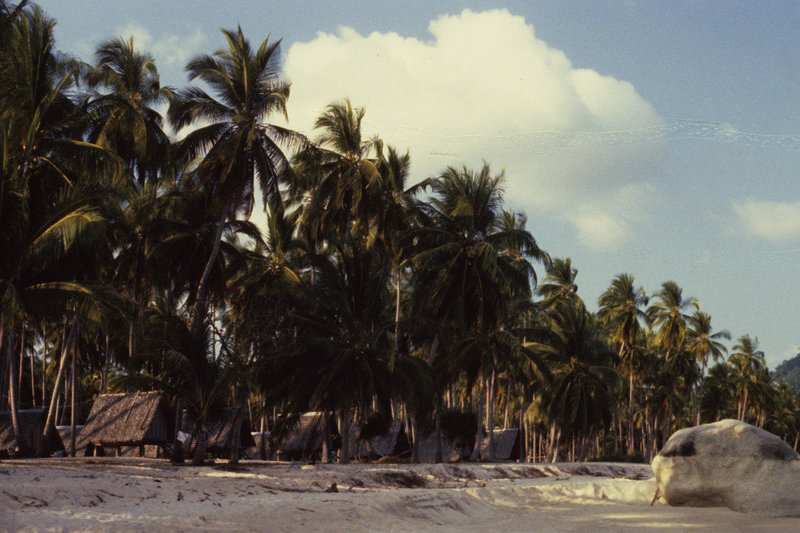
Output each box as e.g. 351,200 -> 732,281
1,459 -> 798,532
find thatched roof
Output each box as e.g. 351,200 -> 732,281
480,429 -> 520,460
245,431 -> 270,459
275,412 -> 329,456
349,421 -> 409,459
56,425 -> 83,451
415,432 -> 462,463
205,408 -> 256,452
78,392 -> 171,448
0,409 -> 56,457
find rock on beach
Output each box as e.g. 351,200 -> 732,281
651,419 -> 800,516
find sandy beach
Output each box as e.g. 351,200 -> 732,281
2,459 -> 799,532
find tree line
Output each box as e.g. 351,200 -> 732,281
2,1 -> 798,464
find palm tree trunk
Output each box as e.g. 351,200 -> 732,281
321,411 -> 331,463
661,402 -> 672,448
171,398 -> 184,463
503,379 -> 511,430
101,333 -> 109,393
41,322 -> 47,407
17,323 -> 24,406
394,270 -> 401,349
29,328 -> 35,408
627,372 -> 635,455
649,412 -> 659,459
0,338 -> 6,412
696,361 -> 707,426
470,379 -> 485,461
128,323 -> 135,373
518,396 -> 525,462
229,399 -> 247,465
38,319 -> 79,457
486,368 -> 497,461
192,416 -> 207,465
339,408 -> 351,464
549,424 -> 561,462
70,333 -> 77,457
409,413 -> 419,463
434,404 -> 444,463
742,388 -> 749,422
193,200 -> 232,325
5,322 -> 27,455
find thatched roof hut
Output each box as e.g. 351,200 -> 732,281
274,412 -> 333,460
245,431 -> 270,460
348,421 -> 410,460
56,425 -> 83,452
77,392 -> 171,454
205,407 -> 256,454
480,428 -> 520,460
0,409 -> 59,457
415,432 -> 462,463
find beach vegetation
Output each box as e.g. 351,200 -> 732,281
1,1 -> 799,463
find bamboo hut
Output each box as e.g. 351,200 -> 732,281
480,429 -> 520,461
77,392 -> 171,457
0,409 -> 60,457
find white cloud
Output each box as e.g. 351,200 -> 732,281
732,199 -> 800,241
566,183 -> 655,250
281,8 -> 664,249
113,22 -> 207,76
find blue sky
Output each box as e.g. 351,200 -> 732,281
37,1 -> 800,369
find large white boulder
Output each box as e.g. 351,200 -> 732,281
651,419 -> 800,516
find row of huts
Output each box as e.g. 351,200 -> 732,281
0,392 -> 521,462
0,391 -> 250,459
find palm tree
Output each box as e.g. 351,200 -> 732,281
535,299 -> 620,461
729,334 -> 766,422
374,144 -> 416,348
411,164 -> 547,333
537,257 -> 580,308
685,311 -> 730,424
293,99 -> 384,241
146,182 -> 263,310
1,4 -> 126,455
272,233 -> 430,463
409,164 -> 548,460
767,383 -> 800,449
85,36 -> 173,187
648,281 -> 698,362
168,27 -> 303,321
700,361 -> 736,422
124,306 -> 236,465
597,273 -> 647,454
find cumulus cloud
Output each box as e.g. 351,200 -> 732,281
732,199 -> 800,241
113,22 -> 207,76
281,8 -> 664,249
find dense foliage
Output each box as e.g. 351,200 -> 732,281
2,1 -> 799,462
773,355 -> 800,390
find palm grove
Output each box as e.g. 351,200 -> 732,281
2,2 -> 798,464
